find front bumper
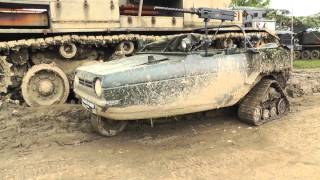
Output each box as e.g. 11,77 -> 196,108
74,86 -> 108,108
75,87 -> 125,120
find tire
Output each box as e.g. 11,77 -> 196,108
301,50 -> 311,59
311,50 -> 320,59
90,114 -> 128,137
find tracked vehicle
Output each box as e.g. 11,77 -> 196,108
74,7 -> 291,136
0,0 -> 248,106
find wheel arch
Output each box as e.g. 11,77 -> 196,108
256,71 -> 290,89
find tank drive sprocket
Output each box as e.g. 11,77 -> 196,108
0,56 -> 14,93
238,79 -> 290,125
21,63 -> 70,106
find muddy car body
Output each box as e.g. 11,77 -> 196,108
74,31 -> 291,136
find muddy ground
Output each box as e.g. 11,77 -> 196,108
1,71 -> 320,179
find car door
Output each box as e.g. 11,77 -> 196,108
183,52 -> 248,108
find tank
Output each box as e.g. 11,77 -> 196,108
276,31 -> 302,60
295,30 -> 320,60
0,0 -> 247,106
73,24 -> 291,136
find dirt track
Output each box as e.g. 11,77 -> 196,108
0,92 -> 320,179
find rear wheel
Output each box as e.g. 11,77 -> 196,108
90,114 -> 128,137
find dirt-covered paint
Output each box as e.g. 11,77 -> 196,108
75,44 -> 291,120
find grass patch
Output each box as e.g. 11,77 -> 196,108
293,59 -> 320,69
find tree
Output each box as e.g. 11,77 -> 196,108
231,0 -> 271,8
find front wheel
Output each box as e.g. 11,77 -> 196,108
90,114 -> 128,137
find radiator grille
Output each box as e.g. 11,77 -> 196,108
79,78 -> 94,88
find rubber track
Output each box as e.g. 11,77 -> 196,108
238,79 -> 289,125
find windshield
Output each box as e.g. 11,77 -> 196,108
141,33 -> 203,53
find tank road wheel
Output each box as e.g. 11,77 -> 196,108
238,79 -> 290,126
0,56 -> 14,93
294,51 -> 301,60
223,39 -> 234,48
118,41 -> 135,56
311,50 -> 320,59
21,64 -> 70,106
90,114 -> 128,137
301,50 -> 311,59
59,42 -> 77,59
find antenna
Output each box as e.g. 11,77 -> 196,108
291,2 -> 294,70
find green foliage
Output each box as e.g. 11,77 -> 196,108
231,0 -> 270,7
266,11 -> 320,31
231,0 -> 320,30
266,11 -> 305,30
298,15 -> 320,29
294,60 -> 320,69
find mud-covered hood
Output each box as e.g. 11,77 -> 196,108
76,54 -> 186,89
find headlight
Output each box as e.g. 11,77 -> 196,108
181,38 -> 191,51
95,79 -> 102,97
181,40 -> 187,50
74,75 -> 79,86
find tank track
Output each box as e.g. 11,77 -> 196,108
0,34 -> 164,52
0,56 -> 14,93
0,32 -> 272,52
238,79 -> 290,125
